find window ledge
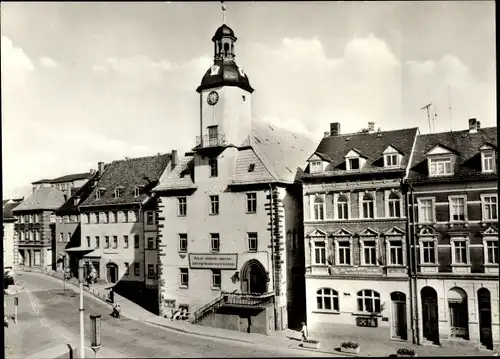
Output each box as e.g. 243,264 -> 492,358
246,212 -> 257,215
179,285 -> 188,289
313,310 -> 340,315
451,263 -> 471,267
211,287 -> 221,291
385,264 -> 406,268
419,263 -> 438,267
351,312 -> 382,317
483,263 -> 499,267
178,250 -> 187,254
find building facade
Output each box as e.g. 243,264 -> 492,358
32,171 -> 94,197
407,118 -> 498,350
12,187 -> 66,269
3,198 -> 24,269
153,22 -> 315,333
301,122 -> 419,342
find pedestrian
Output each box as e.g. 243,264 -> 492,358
112,302 -> 121,318
300,321 -> 308,343
109,288 -> 114,303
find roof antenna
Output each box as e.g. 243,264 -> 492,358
447,85 -> 452,132
433,103 -> 438,132
421,103 -> 432,133
221,1 -> 227,24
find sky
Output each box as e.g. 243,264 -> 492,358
1,1 -> 496,199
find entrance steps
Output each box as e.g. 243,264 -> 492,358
439,338 -> 489,351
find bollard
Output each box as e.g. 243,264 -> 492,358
14,297 -> 18,324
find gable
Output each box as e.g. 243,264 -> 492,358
383,226 -> 406,236
345,149 -> 364,158
425,144 -> 455,156
383,145 -> 402,155
418,226 -> 436,236
332,228 -> 353,237
307,228 -> 327,237
479,143 -> 496,151
308,154 -> 323,162
482,226 -> 498,236
358,227 -> 379,236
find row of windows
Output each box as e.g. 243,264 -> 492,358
19,214 -> 41,224
82,234 -> 157,250
428,150 -> 495,177
316,288 -> 381,313
312,192 -> 402,220
95,186 -> 145,200
178,268 -> 221,289
81,210 -> 156,225
177,193 -> 257,217
311,152 -> 401,174
178,232 -> 258,253
418,194 -> 498,223
18,230 -> 41,242
121,262 -> 159,278
419,238 -> 499,265
312,239 -> 405,266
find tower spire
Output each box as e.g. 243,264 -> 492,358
221,1 -> 227,24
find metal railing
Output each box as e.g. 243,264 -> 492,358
195,134 -> 227,148
221,291 -> 275,308
192,294 -> 226,324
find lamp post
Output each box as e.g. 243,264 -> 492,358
78,259 -> 85,359
89,314 -> 102,358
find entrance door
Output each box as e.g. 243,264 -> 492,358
241,260 -> 267,294
421,286 -> 439,344
106,263 -> 118,283
27,250 -> 32,267
391,292 -> 407,340
448,287 -> 469,339
478,288 -> 492,349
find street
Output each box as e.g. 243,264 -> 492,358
4,272 -> 333,358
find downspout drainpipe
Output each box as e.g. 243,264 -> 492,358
410,183 -> 420,345
268,183 -> 277,331
140,202 -> 146,295
404,179 -> 416,344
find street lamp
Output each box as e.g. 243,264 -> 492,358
89,314 -> 102,358
78,260 -> 85,359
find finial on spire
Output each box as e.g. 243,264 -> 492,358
221,1 -> 227,24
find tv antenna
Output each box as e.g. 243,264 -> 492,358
447,85 -> 452,132
421,103 -> 432,133
221,1 -> 227,24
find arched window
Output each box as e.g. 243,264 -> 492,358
316,288 -> 339,311
314,197 -> 324,220
357,289 -> 381,313
388,193 -> 401,218
337,196 -> 348,219
362,193 -> 375,219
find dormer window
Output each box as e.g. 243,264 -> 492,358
385,153 -> 398,167
310,161 -> 323,173
133,187 -> 140,197
349,158 -> 359,170
345,149 -> 365,171
74,197 -> 80,206
95,188 -> 105,200
481,149 -> 496,173
113,187 -> 124,198
429,156 -> 452,176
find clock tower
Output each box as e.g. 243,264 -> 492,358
196,21 -> 254,148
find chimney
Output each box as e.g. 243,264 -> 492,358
323,131 -> 330,138
171,150 -> 178,170
468,118 -> 478,133
97,162 -> 104,176
368,122 -> 375,133
330,122 -> 340,136
476,121 -> 481,129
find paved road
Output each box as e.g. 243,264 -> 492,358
5,272 -> 333,358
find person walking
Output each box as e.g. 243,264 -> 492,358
111,302 -> 121,318
300,321 -> 308,344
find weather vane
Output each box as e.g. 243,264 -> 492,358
221,1 -> 227,24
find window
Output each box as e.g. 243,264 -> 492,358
357,290 -> 381,313
134,262 -> 140,276
450,196 -> 466,222
209,158 -> 218,177
313,197 -> 325,220
362,240 -> 377,265
95,236 -> 100,248
387,240 -> 403,265
421,241 -> 436,264
362,193 -> 375,219
178,197 -> 187,216
25,231 -> 30,241
83,213 -> 90,224
179,234 -> 188,252
212,269 -> 221,289
147,237 -> 154,249
34,250 -> 41,266
146,211 -> 155,225
180,268 -> 189,287
112,236 -> 118,249
29,214 -> 33,223
110,211 -> 117,223
337,196 -> 348,220
113,188 -> 124,198
210,195 -> 219,215
86,236 -> 91,247
134,187 -> 140,197
388,193 -> 401,218
24,215 -> 29,223
96,212 -> 100,224
482,150 -> 496,172
316,288 -> 339,311
452,240 -> 468,264
20,216 -> 24,224
105,236 -> 110,249
67,232 -> 71,242
348,158 -> 360,170
248,232 -> 258,252
313,241 -> 326,265
210,233 -> 220,252
248,163 -> 255,172
124,211 -> 129,223
59,233 -> 64,242
124,262 -> 129,275
34,214 -> 40,223
207,125 -> 218,146
482,195 -> 498,221
134,235 -> 140,249
385,153 -> 399,167
336,240 -> 351,265
429,156 -> 453,176
148,264 -> 155,279
246,193 -> 257,213
418,198 -> 435,223
123,235 -> 129,249
310,161 -> 323,173
485,240 -> 499,264
34,231 -> 39,241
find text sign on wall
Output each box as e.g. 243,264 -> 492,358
356,317 -> 378,328
189,253 -> 238,270
330,266 -> 383,275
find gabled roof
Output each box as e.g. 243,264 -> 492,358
13,187 -> 66,212
424,143 -> 458,156
3,199 -> 24,220
81,154 -> 171,207
408,127 -> 497,182
302,127 -> 419,178
479,142 -> 496,150
153,156 -> 197,192
308,152 -> 332,162
56,173 -> 99,215
345,148 -> 368,159
32,172 -> 93,185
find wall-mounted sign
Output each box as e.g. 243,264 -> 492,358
356,317 -> 378,328
330,266 -> 383,275
189,253 -> 238,270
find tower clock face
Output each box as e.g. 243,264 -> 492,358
207,91 -> 219,106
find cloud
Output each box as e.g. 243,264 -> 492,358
39,56 -> 59,68
1,36 -> 34,88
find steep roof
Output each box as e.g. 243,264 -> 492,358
153,156 -> 197,191
3,199 -> 24,220
408,127 -> 497,182
12,187 -> 66,212
302,127 -> 419,179
80,154 -> 171,207
32,172 -> 93,185
56,173 -> 99,215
